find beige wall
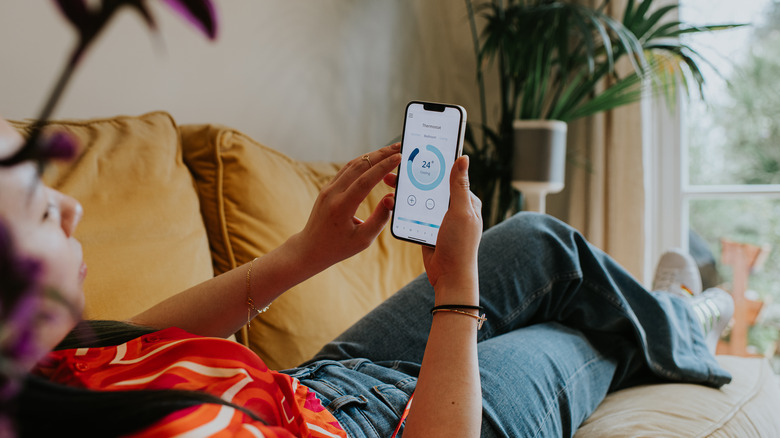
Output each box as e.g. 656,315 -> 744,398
0,1 -> 482,161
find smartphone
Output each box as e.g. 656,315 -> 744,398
391,101 -> 467,247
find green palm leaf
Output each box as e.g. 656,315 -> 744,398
463,0 -> 743,226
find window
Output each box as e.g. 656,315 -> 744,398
650,0 -> 780,367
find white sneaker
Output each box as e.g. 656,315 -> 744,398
652,249 -> 703,297
690,288 -> 734,354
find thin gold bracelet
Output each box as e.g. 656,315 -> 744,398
431,308 -> 487,330
246,257 -> 271,328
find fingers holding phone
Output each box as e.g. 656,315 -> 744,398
421,155 -> 483,290
391,101 -> 467,247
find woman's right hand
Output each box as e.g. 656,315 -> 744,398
421,155 -> 483,302
288,143 -> 401,274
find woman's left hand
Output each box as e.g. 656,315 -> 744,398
290,143 -> 402,271
421,156 -> 482,296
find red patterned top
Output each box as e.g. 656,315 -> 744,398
34,327 -> 347,438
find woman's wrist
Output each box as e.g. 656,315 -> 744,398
431,306 -> 487,330
282,232 -> 328,276
432,275 -> 479,307
257,232 -> 326,298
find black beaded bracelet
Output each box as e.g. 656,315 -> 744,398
430,304 -> 484,315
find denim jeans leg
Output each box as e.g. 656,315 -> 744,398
284,359 -> 417,438
310,212 -> 728,388
478,323 -> 618,438
297,212 -> 733,436
473,212 -> 730,387
294,323 -> 617,438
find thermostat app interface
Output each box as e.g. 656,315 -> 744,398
392,101 -> 466,246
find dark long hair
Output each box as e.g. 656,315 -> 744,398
14,320 -> 266,437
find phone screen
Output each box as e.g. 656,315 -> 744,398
391,101 -> 466,246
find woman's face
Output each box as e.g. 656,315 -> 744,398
0,117 -> 85,355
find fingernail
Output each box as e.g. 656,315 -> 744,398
392,143 -> 401,150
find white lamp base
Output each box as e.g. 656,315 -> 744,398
511,181 -> 564,214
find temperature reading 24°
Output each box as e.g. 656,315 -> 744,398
407,145 -> 445,191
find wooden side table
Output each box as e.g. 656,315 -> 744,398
716,239 -> 770,356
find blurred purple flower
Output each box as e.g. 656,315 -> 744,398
5,295 -> 41,361
53,0 -> 218,44
41,131 -> 78,161
51,0 -> 91,38
0,129 -> 78,169
0,225 -> 42,317
7,0 -> 219,176
161,0 -> 218,39
0,222 -> 44,402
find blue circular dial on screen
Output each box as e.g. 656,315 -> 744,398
406,144 -> 445,191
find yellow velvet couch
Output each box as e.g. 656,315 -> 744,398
16,111 -> 780,437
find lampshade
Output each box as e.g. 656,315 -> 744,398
511,120 -> 567,212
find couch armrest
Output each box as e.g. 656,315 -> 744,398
575,356 -> 780,437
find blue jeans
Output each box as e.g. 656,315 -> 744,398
281,213 -> 731,437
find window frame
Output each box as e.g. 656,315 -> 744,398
644,0 -> 780,285
645,96 -> 683,285
647,95 -> 780,287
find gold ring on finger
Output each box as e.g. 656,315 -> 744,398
362,154 -> 372,168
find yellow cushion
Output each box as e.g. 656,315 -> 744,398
13,112 -> 214,321
575,356 -> 780,437
180,123 -> 425,370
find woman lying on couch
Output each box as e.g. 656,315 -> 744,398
0,115 -> 733,438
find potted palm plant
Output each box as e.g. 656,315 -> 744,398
464,0 -> 740,226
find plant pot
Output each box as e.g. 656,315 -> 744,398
511,120 -> 567,213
